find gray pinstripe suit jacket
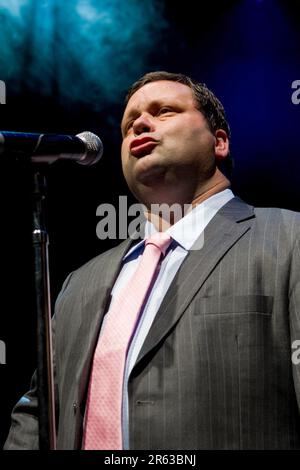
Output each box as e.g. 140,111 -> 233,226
4,197 -> 300,449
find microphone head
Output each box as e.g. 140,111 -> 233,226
76,131 -> 103,166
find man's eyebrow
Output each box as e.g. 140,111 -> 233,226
122,109 -> 139,125
121,99 -> 172,129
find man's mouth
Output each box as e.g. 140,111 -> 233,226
130,137 -> 158,158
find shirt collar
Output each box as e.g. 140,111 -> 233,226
123,188 -> 234,260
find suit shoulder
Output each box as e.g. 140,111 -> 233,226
253,206 -> 300,222
78,242 -> 124,271
253,206 -> 300,238
58,238 -> 132,296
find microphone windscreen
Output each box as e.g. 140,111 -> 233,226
76,131 -> 103,166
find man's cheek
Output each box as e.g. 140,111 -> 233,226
121,145 -> 129,162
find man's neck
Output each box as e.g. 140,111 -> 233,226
144,170 -> 231,232
191,172 -> 231,208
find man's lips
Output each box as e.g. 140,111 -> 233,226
130,137 -> 158,158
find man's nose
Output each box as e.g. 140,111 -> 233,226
132,113 -> 155,136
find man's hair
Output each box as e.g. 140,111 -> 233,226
125,71 -> 233,176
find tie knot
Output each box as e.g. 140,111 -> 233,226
145,232 -> 172,256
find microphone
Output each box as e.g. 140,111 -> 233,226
0,131 -> 103,166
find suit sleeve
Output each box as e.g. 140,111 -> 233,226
3,273 -> 73,450
3,370 -> 40,449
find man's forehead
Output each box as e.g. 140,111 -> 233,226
122,80 -> 194,120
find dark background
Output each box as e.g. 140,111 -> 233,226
0,0 -> 299,449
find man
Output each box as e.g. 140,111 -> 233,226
4,71 -> 300,449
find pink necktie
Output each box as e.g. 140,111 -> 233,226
82,232 -> 171,450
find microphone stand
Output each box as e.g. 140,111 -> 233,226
32,170 -> 56,450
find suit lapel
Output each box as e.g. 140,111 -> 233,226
69,238 -> 134,404
133,197 -> 255,372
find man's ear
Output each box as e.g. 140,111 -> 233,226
214,129 -> 229,161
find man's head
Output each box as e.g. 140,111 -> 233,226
121,71 -> 231,208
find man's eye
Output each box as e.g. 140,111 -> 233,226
125,121 -> 133,133
157,107 -> 173,115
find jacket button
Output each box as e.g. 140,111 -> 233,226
73,402 -> 78,413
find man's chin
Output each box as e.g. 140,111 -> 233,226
133,182 -> 183,209
136,164 -> 166,186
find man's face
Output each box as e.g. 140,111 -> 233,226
121,80 -> 221,206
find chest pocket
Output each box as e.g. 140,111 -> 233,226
193,294 -> 273,316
